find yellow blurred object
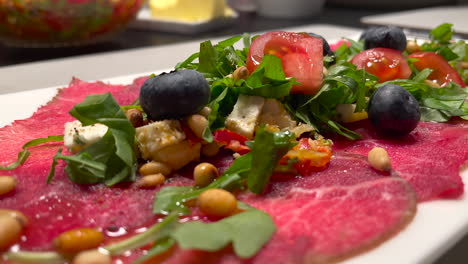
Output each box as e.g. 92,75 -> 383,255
149,0 -> 234,22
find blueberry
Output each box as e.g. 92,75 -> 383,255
140,69 -> 210,120
360,26 -> 407,51
308,32 -> 334,57
368,84 -> 420,137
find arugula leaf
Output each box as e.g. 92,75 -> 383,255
0,135 -> 63,171
133,237 -> 175,264
334,38 -> 364,63
239,54 -> 296,98
105,212 -> 179,256
172,209 -> 276,258
48,93 -> 137,185
430,23 -> 453,43
284,63 -> 373,140
247,127 -> 296,194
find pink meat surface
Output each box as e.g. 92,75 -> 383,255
331,120 -> 468,201
164,153 -> 416,264
1,78 -> 462,264
0,78 -> 151,252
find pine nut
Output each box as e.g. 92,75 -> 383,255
201,141 -> 220,157
136,174 -> 166,188
125,109 -> 144,128
198,189 -> 237,218
406,40 -> 420,54
233,66 -> 249,82
458,61 -> 468,70
54,228 -> 104,253
0,176 -> 16,196
73,250 -> 111,264
368,147 -> 391,172
187,114 -> 208,139
198,106 -> 212,118
0,215 -> 22,250
0,209 -> 28,227
194,163 -> 219,187
139,161 -> 171,176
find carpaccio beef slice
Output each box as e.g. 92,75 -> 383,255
0,78 -> 461,264
332,120 -> 468,201
162,153 -> 416,264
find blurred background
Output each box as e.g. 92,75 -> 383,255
0,0 -> 466,67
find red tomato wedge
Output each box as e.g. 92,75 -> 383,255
213,129 -> 251,154
330,39 -> 351,51
351,48 -> 411,83
246,31 -> 323,94
408,51 -> 466,88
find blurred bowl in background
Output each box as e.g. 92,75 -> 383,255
254,0 -> 325,18
0,0 -> 144,48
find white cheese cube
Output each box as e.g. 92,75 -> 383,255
225,94 -> 265,139
64,120 -> 108,153
135,120 -> 186,160
258,98 -> 297,129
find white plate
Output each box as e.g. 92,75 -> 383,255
0,24 -> 467,264
130,7 -> 238,34
361,6 -> 468,37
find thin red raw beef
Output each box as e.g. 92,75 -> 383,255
162,153 -> 416,264
331,120 -> 468,201
0,78 -> 459,264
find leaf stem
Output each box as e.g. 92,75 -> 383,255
2,213 -> 178,263
3,251 -> 66,263
104,212 -> 178,256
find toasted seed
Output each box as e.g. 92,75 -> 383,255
0,209 -> 28,227
54,228 -> 104,253
73,250 -> 111,264
406,40 -> 420,53
368,147 -> 391,172
198,189 -> 237,218
201,141 -> 220,157
136,174 -> 166,188
125,108 -> 144,128
0,176 -> 16,196
194,163 -> 219,187
197,106 -> 212,118
233,66 -> 249,82
0,215 -> 22,250
139,161 -> 172,176
458,61 -> 468,70
187,114 -> 208,139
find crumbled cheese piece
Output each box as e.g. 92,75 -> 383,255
258,98 -> 297,129
258,98 -> 314,138
153,140 -> 201,170
336,104 -> 368,123
135,120 -> 186,160
64,120 -> 108,153
225,94 -> 265,139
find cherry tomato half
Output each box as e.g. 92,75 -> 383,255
351,48 -> 411,83
246,31 -> 324,94
408,52 -> 466,88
